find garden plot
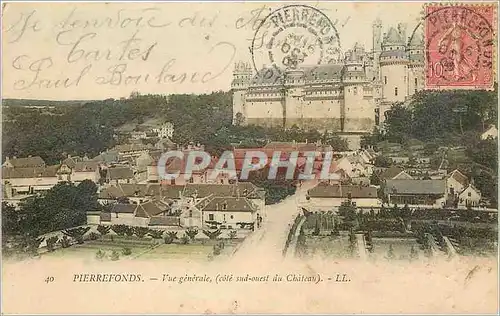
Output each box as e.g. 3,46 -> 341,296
369,237 -> 422,261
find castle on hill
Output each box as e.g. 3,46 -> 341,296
231,20 -> 424,149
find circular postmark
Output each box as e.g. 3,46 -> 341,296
422,5 -> 495,88
250,4 -> 342,80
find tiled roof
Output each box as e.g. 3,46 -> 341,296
385,179 -> 446,195
146,184 -> 186,199
308,184 -> 378,198
91,151 -> 119,164
4,156 -> 45,168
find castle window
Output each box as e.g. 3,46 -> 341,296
395,87 -> 398,96
353,87 -> 358,95
404,76 -> 406,82
415,78 -> 418,85
384,76 -> 387,84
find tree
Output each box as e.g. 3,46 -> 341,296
386,244 -> 395,260
164,231 -> 178,244
369,172 -> 380,186
228,230 -> 237,239
374,156 -> 393,168
111,224 -> 128,236
148,229 -> 164,239
185,227 -> 199,240
62,227 -> 91,244
134,227 -> 150,238
203,229 -> 222,240
97,225 -> 111,236
410,245 -> 419,261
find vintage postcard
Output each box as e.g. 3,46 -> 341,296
1,1 -> 498,314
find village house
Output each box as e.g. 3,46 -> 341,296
106,167 -> 135,185
197,197 -> 259,229
152,122 -> 175,139
377,166 -> 413,183
446,169 -> 469,198
457,184 -> 481,208
2,165 -> 61,194
91,150 -> 120,166
112,143 -> 153,159
385,179 -> 447,208
3,156 -> 45,168
98,183 -> 151,205
304,183 -> 381,211
88,200 -> 174,227
481,125 -> 498,140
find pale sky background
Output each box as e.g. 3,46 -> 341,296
2,2 -> 424,100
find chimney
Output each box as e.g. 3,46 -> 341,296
216,203 -> 219,210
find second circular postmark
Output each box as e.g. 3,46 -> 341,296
251,4 -> 342,78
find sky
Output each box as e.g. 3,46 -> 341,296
2,2 -> 424,100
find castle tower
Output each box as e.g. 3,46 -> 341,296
342,46 -> 375,134
380,26 -> 409,105
231,61 -> 252,125
372,18 -> 383,81
283,68 -> 305,129
407,31 -> 424,96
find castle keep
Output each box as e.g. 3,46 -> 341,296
232,20 -> 424,145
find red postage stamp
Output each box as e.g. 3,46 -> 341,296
425,4 -> 496,90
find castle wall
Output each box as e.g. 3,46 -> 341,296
245,97 -> 284,128
343,84 -> 376,133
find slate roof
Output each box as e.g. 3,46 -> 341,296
201,197 -> 257,212
384,27 -> 405,45
107,167 -> 134,180
385,179 -> 446,195
135,201 -> 169,218
146,184 -> 186,199
448,170 -> 468,187
2,165 -> 60,179
4,156 -> 45,168
74,161 -> 99,172
110,203 -> 136,214
183,183 -> 260,199
98,184 -> 149,199
308,184 -> 377,198
149,216 -> 180,226
91,151 -> 119,164
379,166 -> 405,180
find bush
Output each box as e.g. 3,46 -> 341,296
228,230 -> 237,239
59,235 -> 71,248
213,244 -> 222,256
96,249 -> 105,260
87,232 -> 99,241
110,250 -> 120,261
46,236 -> 59,252
203,229 -> 222,240
122,247 -> 132,256
164,235 -> 174,244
